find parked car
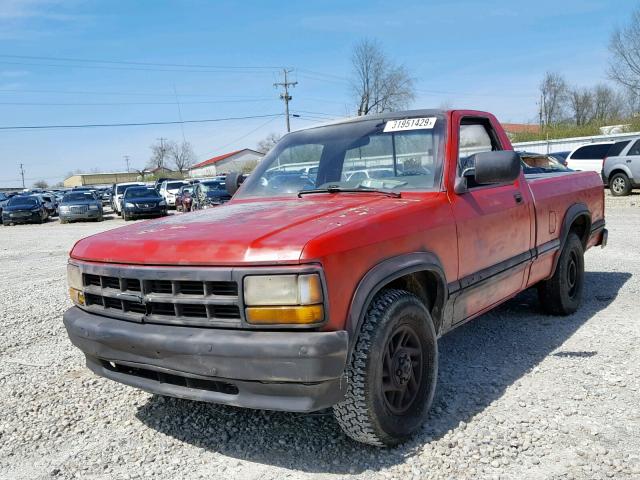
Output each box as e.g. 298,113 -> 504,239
158,180 -> 190,208
192,180 -> 232,209
39,193 -> 59,217
565,142 -> 614,173
59,191 -> 104,223
175,185 -> 195,212
121,186 -> 167,221
112,182 -> 145,215
0,192 -> 9,216
602,137 -> 640,196
63,109 -> 606,446
343,168 -> 395,182
1,195 -> 48,225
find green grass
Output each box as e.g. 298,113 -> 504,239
511,118 -> 640,143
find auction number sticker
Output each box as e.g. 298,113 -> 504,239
383,117 -> 436,132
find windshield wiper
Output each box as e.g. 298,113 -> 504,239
297,185 -> 401,198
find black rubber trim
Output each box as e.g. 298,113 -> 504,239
64,306 -> 348,384
85,355 -> 345,412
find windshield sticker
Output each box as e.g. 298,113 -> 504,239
383,117 -> 436,132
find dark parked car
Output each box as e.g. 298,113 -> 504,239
121,186 -> 167,221
192,180 -> 232,210
0,192 -> 9,216
1,195 -> 48,225
59,191 -> 104,223
175,185 -> 195,212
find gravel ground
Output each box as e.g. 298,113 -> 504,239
1,197 -> 639,480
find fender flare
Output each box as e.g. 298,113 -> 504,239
345,252 -> 448,356
606,165 -> 633,184
552,203 -> 591,274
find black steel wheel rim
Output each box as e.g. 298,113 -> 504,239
381,325 -> 423,415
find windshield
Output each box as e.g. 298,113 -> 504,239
237,115 -> 445,198
9,196 -> 38,207
63,192 -> 96,202
200,181 -> 227,193
167,181 -> 187,190
116,184 -> 142,194
124,187 -> 159,199
180,186 -> 194,194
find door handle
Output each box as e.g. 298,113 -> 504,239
514,193 -> 523,204
626,159 -> 632,163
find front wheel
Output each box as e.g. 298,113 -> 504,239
333,289 -> 438,446
538,232 -> 584,315
609,172 -> 632,196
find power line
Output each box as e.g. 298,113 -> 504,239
274,69 -> 298,132
0,88 -> 272,98
0,99 -> 276,106
0,113 -> 283,131
0,54 -> 282,70
211,117 -> 279,154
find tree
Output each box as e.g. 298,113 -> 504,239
33,180 -> 49,189
148,138 -> 171,170
350,39 -> 415,116
591,84 -> 623,123
609,8 -> 640,95
168,140 -> 196,173
240,159 -> 259,173
568,87 -> 593,126
256,133 -> 281,153
540,72 -> 568,127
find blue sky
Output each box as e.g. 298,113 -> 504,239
0,0 -> 637,187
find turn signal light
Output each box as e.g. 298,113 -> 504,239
246,305 -> 323,325
69,288 -> 85,306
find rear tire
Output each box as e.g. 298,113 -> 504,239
538,232 -> 584,315
610,172 -> 632,196
333,289 -> 438,446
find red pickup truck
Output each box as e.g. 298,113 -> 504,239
64,109 -> 606,446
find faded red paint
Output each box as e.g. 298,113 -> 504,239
70,110 -> 605,332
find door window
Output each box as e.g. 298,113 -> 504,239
627,139 -> 640,156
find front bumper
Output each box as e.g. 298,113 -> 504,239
2,211 -> 40,223
63,307 -> 348,412
60,210 -> 101,221
123,206 -> 166,217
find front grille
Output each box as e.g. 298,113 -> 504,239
81,271 -> 241,327
101,361 -> 239,395
135,202 -> 157,208
70,205 -> 88,214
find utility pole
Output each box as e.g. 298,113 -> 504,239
156,137 -> 167,171
124,155 -> 130,173
19,163 -> 25,189
539,94 -> 544,131
274,69 -> 298,132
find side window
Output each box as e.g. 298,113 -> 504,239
607,140 -> 631,157
458,119 -> 502,174
627,140 -> 640,156
571,144 -> 611,160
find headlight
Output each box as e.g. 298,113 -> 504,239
244,274 -> 324,325
89,204 -> 99,210
125,202 -> 135,208
67,264 -> 85,306
60,206 -> 70,213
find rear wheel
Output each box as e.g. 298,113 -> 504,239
333,289 -> 437,446
538,232 -> 584,315
610,172 -> 632,196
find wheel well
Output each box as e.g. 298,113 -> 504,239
568,214 -> 590,248
609,169 -> 628,179
383,271 -> 444,333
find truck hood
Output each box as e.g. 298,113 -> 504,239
70,195 -> 415,265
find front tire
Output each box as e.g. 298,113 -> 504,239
610,172 -> 632,196
333,289 -> 438,446
538,232 -> 584,315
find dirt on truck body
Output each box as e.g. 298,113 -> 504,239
63,109 -> 606,446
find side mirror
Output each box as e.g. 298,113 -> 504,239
455,151 -> 520,193
225,172 -> 246,195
